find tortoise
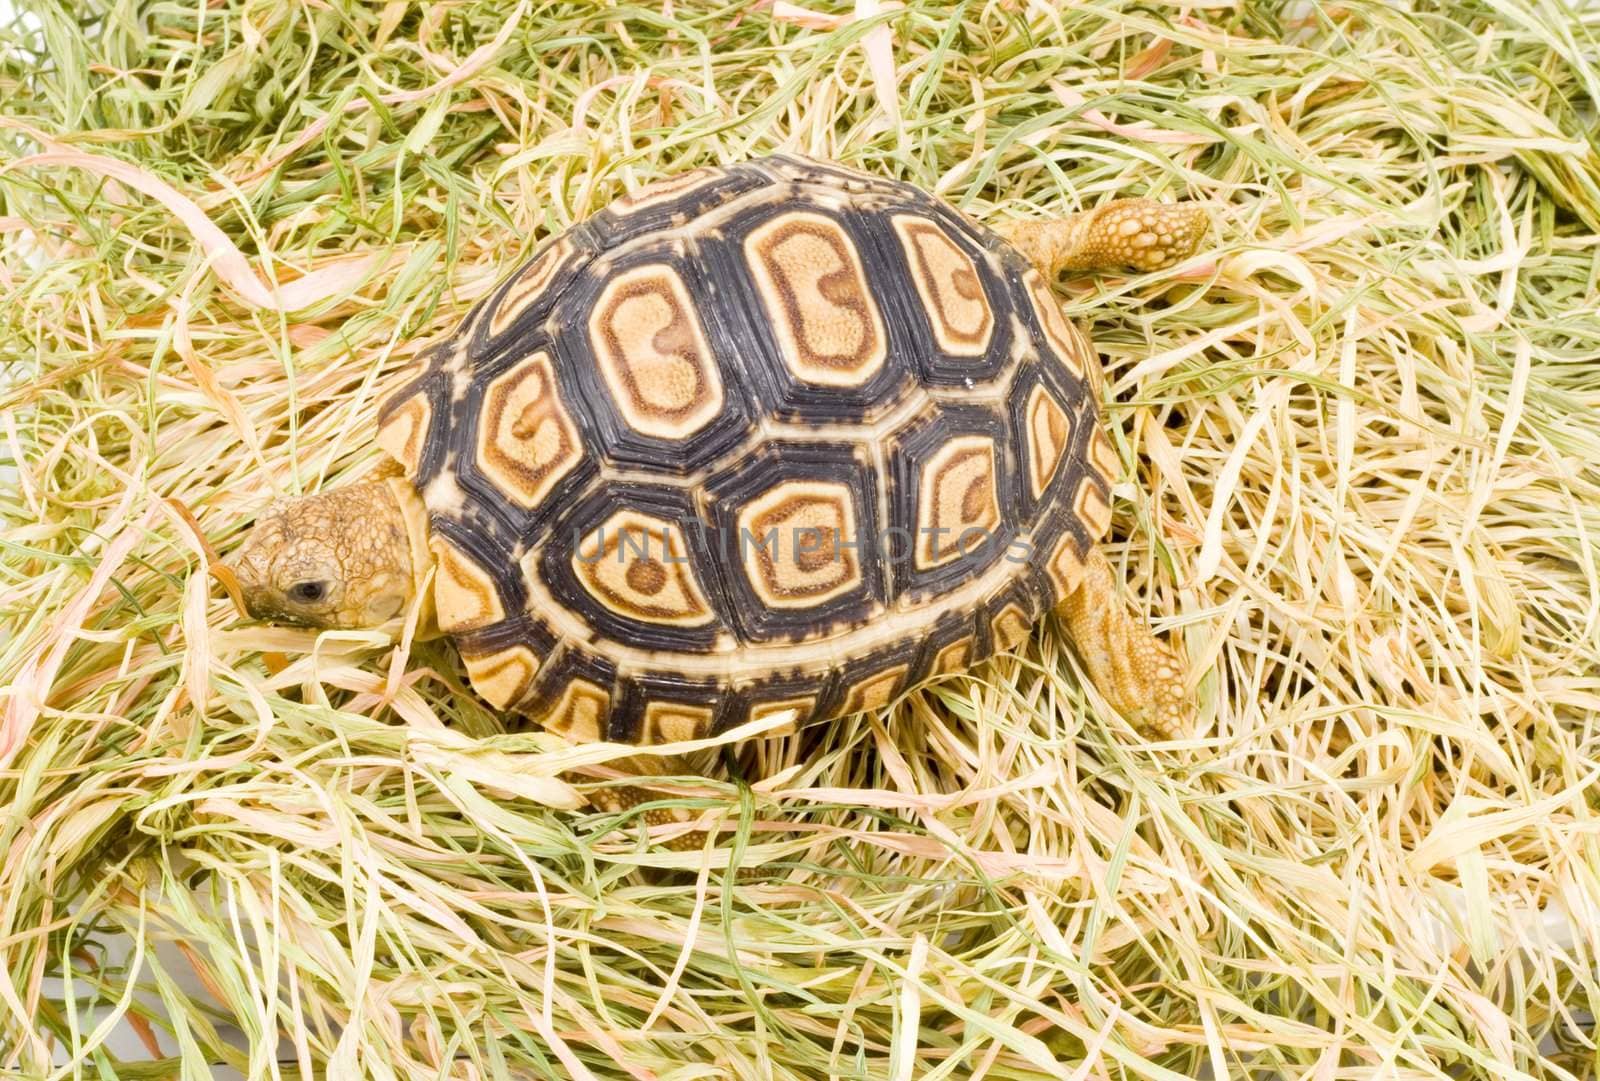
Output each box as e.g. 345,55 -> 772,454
231,154 -> 1204,816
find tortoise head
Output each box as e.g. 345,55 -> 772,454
230,479 -> 427,630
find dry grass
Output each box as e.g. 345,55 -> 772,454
3,0 -> 1600,1077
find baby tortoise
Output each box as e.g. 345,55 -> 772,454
232,155 -> 1206,834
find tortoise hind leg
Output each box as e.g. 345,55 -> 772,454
1003,198 -> 1208,276
1058,549 -> 1193,740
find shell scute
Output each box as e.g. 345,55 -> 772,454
699,199 -> 917,423
474,350 -> 585,510
548,242 -> 755,473
703,439 -> 887,643
533,483 -> 733,655
585,163 -> 773,246
883,404 -> 1017,601
469,229 -> 598,362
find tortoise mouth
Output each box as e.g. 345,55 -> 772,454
225,560 -> 282,625
239,595 -> 311,626
227,560 -> 327,627
241,597 -> 355,631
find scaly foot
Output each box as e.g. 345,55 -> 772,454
1057,549 -> 1194,740
1003,197 -> 1208,276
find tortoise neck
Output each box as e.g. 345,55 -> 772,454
382,475 -> 436,632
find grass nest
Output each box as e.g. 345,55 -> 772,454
3,1 -> 1599,1077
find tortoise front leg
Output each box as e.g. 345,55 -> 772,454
586,753 -> 714,852
1058,549 -> 1193,740
1002,198 -> 1208,276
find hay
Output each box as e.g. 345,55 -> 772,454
2,0 -> 1598,1077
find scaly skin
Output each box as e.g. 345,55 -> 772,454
230,478 -> 425,629
587,753 -> 714,853
230,478 -> 699,841
1003,197 -> 1208,276
1004,196 -> 1206,739
1058,550 -> 1193,740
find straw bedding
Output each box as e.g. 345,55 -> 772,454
2,1 -> 1598,1077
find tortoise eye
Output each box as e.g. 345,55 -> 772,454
289,580 -> 328,604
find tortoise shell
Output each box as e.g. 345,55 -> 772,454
376,155 -> 1118,744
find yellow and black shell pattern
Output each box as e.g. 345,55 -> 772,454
376,155 -> 1118,744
